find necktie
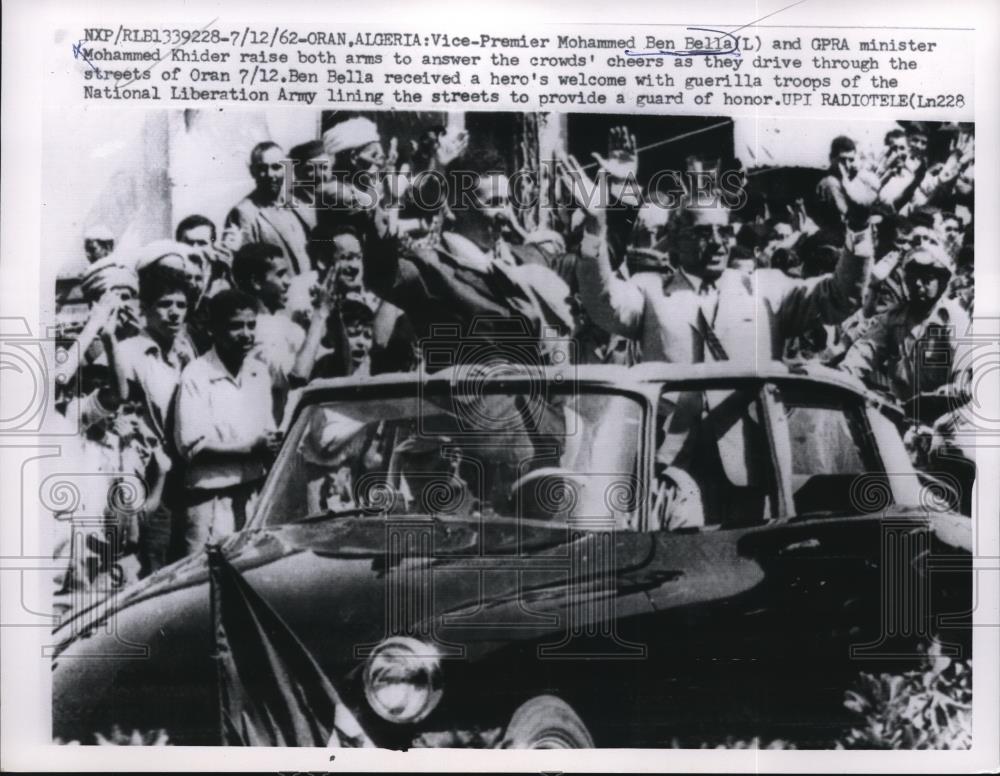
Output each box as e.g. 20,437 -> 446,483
696,306 -> 729,361
698,280 -> 718,322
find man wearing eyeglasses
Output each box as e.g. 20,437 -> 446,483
575,175 -> 873,366
223,141 -> 312,276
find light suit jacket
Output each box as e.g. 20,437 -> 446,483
576,228 -> 873,365
224,191 -> 312,275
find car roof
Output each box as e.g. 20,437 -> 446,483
300,361 -> 891,407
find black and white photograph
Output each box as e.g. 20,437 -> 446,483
44,107 -> 976,750
1,1 -> 997,771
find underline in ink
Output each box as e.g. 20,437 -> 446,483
624,26 -> 742,58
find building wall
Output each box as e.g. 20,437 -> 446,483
732,116 -> 900,169
48,108 -> 318,280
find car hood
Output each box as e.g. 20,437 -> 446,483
51,508 -> 970,746
53,514 -> 617,649
51,514 -> 652,744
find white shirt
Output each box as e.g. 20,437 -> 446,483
254,311 -> 306,377
174,348 -> 283,490
678,269 -> 719,324
115,331 -> 197,444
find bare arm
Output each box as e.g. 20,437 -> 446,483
291,281 -> 335,383
57,295 -> 117,385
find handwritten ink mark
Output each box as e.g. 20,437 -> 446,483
626,0 -> 814,57
71,40 -> 101,74
625,26 -> 741,58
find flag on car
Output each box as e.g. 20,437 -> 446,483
207,544 -> 372,747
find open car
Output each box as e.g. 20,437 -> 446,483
52,361 -> 972,748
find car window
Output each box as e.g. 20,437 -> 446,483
253,389 -> 643,531
653,385 -> 777,530
772,383 -> 884,517
787,406 -> 865,475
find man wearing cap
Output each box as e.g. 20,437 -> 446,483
134,238 -> 215,352
317,117 -> 390,237
105,264 -> 199,439
58,256 -> 142,414
102,264 -> 199,574
134,239 -> 207,297
224,141 -> 312,275
322,118 -> 384,188
842,244 -> 971,405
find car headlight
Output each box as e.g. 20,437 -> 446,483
363,637 -> 443,724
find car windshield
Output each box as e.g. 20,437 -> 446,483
253,388 -> 644,530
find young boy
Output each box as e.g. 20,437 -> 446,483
173,290 -> 286,554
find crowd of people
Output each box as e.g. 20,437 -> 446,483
51,116 -> 975,598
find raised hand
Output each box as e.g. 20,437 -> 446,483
91,293 -> 121,336
940,131 -> 974,185
839,159 -> 877,229
435,128 -> 469,167
372,200 -> 400,240
116,302 -> 140,334
953,130 -> 974,165
308,276 -> 333,313
793,197 -> 818,236
555,152 -> 608,233
385,136 -> 399,172
592,125 -> 638,182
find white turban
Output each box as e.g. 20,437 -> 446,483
903,244 -> 955,278
322,118 -> 380,157
134,239 -> 195,274
83,224 -> 115,242
80,255 -> 138,303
